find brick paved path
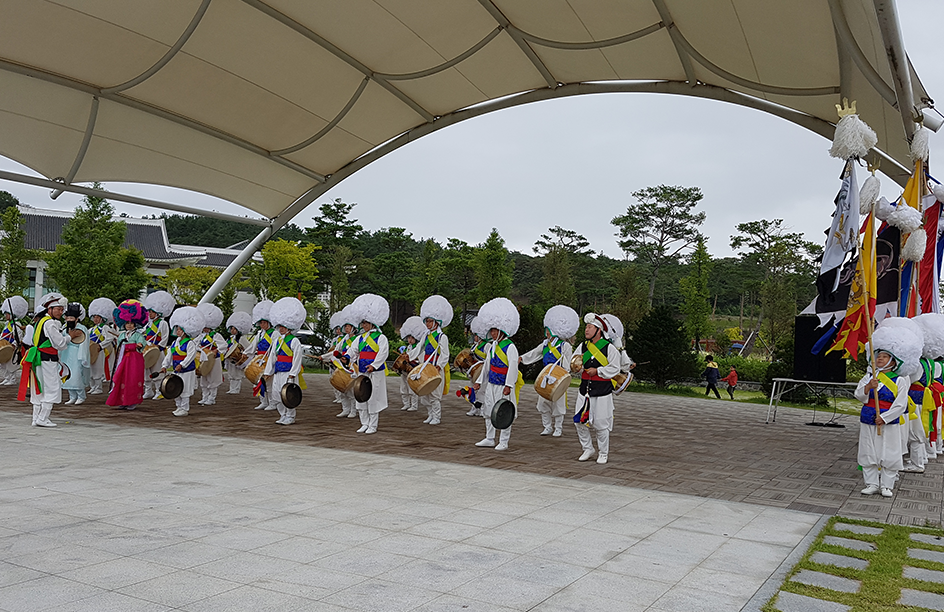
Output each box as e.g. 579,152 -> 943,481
1,374 -> 940,525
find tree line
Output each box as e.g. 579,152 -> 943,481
0,185 -> 822,374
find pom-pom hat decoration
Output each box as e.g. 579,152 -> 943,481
270,297 -> 307,331
399,315 -> 425,341
914,313 -> 944,360
114,299 -> 149,326
328,311 -> 342,331
829,98 -> 878,160
874,317 -> 924,378
420,295 -> 453,328
583,312 -> 609,333
144,290 -> 175,317
251,299 -> 274,325
351,293 -> 389,328
338,305 -> 358,329
88,297 -> 116,323
544,305 -> 579,340
170,306 -> 207,337
226,311 -> 252,335
601,313 -> 625,348
478,297 -> 519,337
196,302 -> 224,330
2,295 -> 28,319
470,315 -> 488,339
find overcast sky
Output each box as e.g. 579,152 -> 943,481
1,1 -> 940,260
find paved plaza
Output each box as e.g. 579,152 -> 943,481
0,375 -> 941,610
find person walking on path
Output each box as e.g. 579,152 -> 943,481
722,366 -> 738,400
703,355 -> 721,399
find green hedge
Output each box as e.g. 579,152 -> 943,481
713,355 -> 768,383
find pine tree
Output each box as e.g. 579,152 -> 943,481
0,207 -> 34,300
474,229 -> 513,303
627,305 -> 698,388
678,238 -> 713,349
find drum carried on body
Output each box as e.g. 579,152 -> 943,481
612,372 -> 633,395
89,342 -> 100,365
408,363 -> 442,396
0,339 -> 14,364
197,350 -> 216,377
453,348 -> 475,372
244,355 -> 266,384
223,342 -> 244,364
534,363 -> 570,402
69,328 -> 86,344
570,353 -> 583,374
392,352 -> 412,374
467,361 -> 483,385
329,367 -> 356,392
142,345 -> 162,369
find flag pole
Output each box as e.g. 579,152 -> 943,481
862,198 -> 882,435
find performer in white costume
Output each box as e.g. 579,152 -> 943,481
519,305 -> 578,437
345,294 -> 389,434
914,313 -> 944,459
224,311 -> 253,395
19,293 -> 71,427
572,313 -> 622,464
319,311 -> 345,408
473,297 -> 521,451
263,297 -> 307,425
332,305 -> 359,419
855,322 -> 922,497
61,302 -> 90,405
0,296 -> 27,385
195,302 -> 225,405
142,291 -> 174,400
397,316 -> 424,412
163,306 -> 205,417
245,300 -> 277,410
878,317 -> 929,474
87,297 -> 118,395
418,295 -> 452,425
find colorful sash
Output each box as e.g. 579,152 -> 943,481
488,339 -> 524,402
171,338 -> 195,372
542,339 -> 564,366
145,318 -> 162,345
358,331 -> 385,373
860,372 -> 905,425
18,316 -> 56,400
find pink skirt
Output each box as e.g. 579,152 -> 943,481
107,349 -> 144,407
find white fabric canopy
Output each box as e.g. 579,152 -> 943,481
0,0 -> 932,223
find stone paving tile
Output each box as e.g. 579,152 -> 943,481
790,569 -> 860,593
822,535 -> 876,552
900,588 -> 944,611
774,591 -> 851,612
833,523 -> 883,536
911,548 -> 944,564
810,551 -> 868,570
913,532 -> 944,546
904,565 -> 944,583
3,374 -> 935,525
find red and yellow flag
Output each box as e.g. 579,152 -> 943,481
828,211 -> 877,358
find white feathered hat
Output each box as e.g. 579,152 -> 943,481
470,315 -> 488,339
252,299 -> 274,325
399,315 -> 425,340
2,295 -> 28,319
144,290 -> 175,316
328,311 -> 343,331
478,297 -> 519,337
873,317 -> 924,377
196,302 -> 224,330
226,311 -> 253,335
601,313 -> 625,348
914,313 -> 944,360
351,293 -> 389,328
88,297 -> 117,322
270,296 -> 307,331
338,305 -> 358,330
420,295 -> 453,328
170,306 -> 207,337
544,305 -> 579,340
38,292 -> 68,312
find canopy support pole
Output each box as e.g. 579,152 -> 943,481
873,0 -> 918,141
0,169 -> 270,227
199,223 -> 273,305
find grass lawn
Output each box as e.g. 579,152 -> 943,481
765,516 -> 944,611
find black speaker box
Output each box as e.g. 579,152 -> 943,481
793,315 -> 846,383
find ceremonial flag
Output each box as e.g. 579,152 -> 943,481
828,211 -> 876,359
918,194 -> 943,314
817,160 -> 860,295
899,160 -> 925,316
